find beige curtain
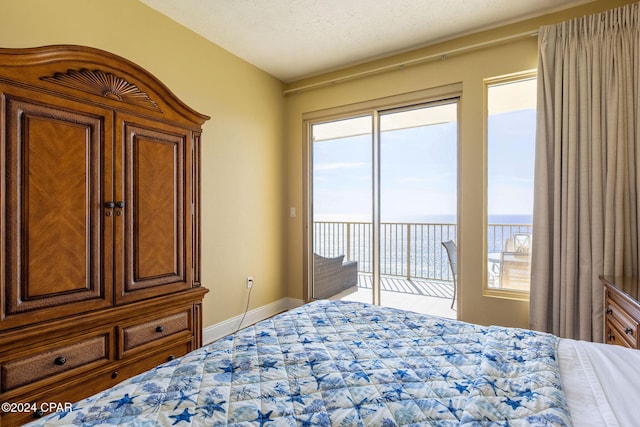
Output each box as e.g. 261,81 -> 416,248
530,2 -> 640,341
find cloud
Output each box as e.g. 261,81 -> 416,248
393,174 -> 451,184
314,162 -> 367,171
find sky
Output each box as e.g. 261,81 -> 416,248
312,101 -> 535,223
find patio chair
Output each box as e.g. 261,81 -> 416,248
511,233 -> 531,254
441,240 -> 457,309
313,253 -> 358,299
501,233 -> 531,289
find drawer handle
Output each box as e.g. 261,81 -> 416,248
167,354 -> 175,361
33,409 -> 45,419
156,325 -> 164,333
112,371 -> 119,379
54,356 -> 67,366
608,333 -> 616,341
606,308 -> 613,315
625,327 -> 634,335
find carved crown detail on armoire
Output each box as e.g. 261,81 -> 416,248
0,45 -> 209,426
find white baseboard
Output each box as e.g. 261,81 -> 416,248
202,297 -> 305,344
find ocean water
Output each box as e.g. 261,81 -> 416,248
315,213 -> 533,225
313,213 -> 532,281
382,213 -> 532,225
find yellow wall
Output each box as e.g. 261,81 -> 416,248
283,0 -> 636,328
1,0 -> 636,331
0,0 -> 287,328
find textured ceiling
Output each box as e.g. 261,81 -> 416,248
139,0 -> 592,82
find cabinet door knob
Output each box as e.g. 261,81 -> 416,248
606,308 -> 613,315
156,325 -> 164,333
608,333 -> 616,341
54,356 -> 67,366
115,201 -> 125,208
625,327 -> 634,335
104,202 -> 115,209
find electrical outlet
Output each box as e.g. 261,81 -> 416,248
246,276 -> 254,289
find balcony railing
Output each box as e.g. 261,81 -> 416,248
313,221 -> 532,282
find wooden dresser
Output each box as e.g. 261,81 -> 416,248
0,46 -> 209,426
601,275 -> 640,349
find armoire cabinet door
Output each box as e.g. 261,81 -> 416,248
115,115 -> 193,303
1,90 -> 114,327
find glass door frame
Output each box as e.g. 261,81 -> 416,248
303,84 -> 462,306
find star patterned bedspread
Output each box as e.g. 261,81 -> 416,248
28,300 -> 572,426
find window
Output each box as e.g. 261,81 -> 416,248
485,73 -> 536,296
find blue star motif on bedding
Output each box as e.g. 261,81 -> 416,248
168,407 -> 193,424
253,409 -> 274,426
199,397 -> 226,417
110,393 -> 135,409
502,396 -> 523,410
259,358 -> 279,370
170,390 -> 198,410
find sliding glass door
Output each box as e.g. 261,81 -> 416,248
310,99 -> 458,317
379,103 -> 458,314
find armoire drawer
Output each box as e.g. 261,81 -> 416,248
113,340 -> 192,383
1,339 -> 194,427
120,310 -> 192,356
1,333 -> 110,392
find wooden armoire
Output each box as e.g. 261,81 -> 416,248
0,45 -> 209,426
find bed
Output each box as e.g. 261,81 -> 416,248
27,300 -> 640,426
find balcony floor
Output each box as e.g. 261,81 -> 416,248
331,273 -> 457,319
